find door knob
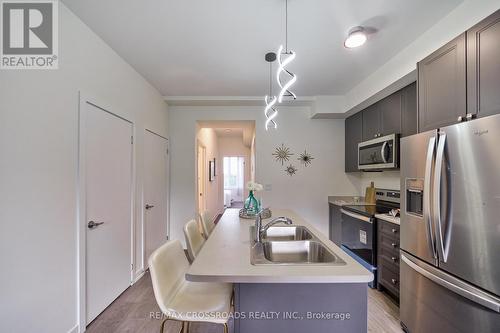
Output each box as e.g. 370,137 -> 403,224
145,204 -> 155,210
88,221 -> 104,229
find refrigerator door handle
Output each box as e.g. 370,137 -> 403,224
424,136 -> 437,259
401,253 -> 500,313
434,133 -> 450,262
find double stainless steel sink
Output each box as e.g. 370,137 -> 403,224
250,225 -> 346,266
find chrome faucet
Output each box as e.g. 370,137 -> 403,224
255,210 -> 292,243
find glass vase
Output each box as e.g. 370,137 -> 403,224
244,190 -> 259,215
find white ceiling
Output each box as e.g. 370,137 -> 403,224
214,128 -> 244,138
62,0 -> 463,96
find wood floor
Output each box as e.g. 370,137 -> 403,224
87,272 -> 402,333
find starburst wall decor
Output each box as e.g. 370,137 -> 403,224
272,143 -> 294,165
272,145 -> 314,176
285,164 -> 297,176
298,150 -> 314,167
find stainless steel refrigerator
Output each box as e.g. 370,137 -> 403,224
400,113 -> 500,333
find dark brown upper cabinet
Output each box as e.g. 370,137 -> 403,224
401,82 -> 417,137
467,10 -> 500,120
379,91 -> 402,135
362,103 -> 382,140
418,33 -> 467,132
345,83 -> 416,173
345,111 -> 363,172
362,90 -> 406,140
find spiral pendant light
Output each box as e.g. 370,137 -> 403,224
276,0 -> 297,103
264,52 -> 278,131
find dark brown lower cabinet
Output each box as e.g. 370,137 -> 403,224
377,219 -> 400,302
329,204 -> 342,246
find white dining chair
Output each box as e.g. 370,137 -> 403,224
184,219 -> 205,261
148,240 -> 232,333
199,210 -> 215,239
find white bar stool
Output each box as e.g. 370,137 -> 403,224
184,219 -> 205,261
199,210 -> 215,239
148,240 -> 232,333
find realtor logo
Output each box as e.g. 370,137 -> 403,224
1,0 -> 58,69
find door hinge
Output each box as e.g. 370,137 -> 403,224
131,136 -> 134,144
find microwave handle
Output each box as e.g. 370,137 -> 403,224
381,141 -> 388,163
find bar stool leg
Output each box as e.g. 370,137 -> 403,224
160,317 -> 168,333
223,322 -> 228,333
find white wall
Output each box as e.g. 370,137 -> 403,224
0,4 -> 167,333
168,106 -> 360,245
197,128 -> 222,217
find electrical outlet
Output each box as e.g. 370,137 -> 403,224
359,230 -> 367,245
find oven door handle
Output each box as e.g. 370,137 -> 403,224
341,209 -> 373,223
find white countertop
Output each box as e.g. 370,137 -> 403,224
186,209 -> 373,284
375,213 -> 400,225
328,196 -> 373,207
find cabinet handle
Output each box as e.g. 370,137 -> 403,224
466,113 -> 476,121
391,243 -> 397,248
391,278 -> 398,285
391,256 -> 398,262
457,116 -> 464,122
391,228 -> 398,233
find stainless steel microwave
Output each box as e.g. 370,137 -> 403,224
358,133 -> 399,170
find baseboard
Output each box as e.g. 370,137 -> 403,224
214,213 -> 223,224
67,324 -> 79,333
134,269 -> 146,283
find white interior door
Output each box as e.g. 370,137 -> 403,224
143,130 -> 169,267
84,102 -> 133,324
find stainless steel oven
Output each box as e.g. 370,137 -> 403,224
358,133 -> 399,170
340,208 -> 377,287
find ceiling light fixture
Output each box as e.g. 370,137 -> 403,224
276,0 -> 297,103
264,52 -> 278,131
344,26 -> 367,48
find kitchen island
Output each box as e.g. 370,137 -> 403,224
187,208 -> 373,333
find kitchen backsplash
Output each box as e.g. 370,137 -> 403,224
357,170 -> 401,192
